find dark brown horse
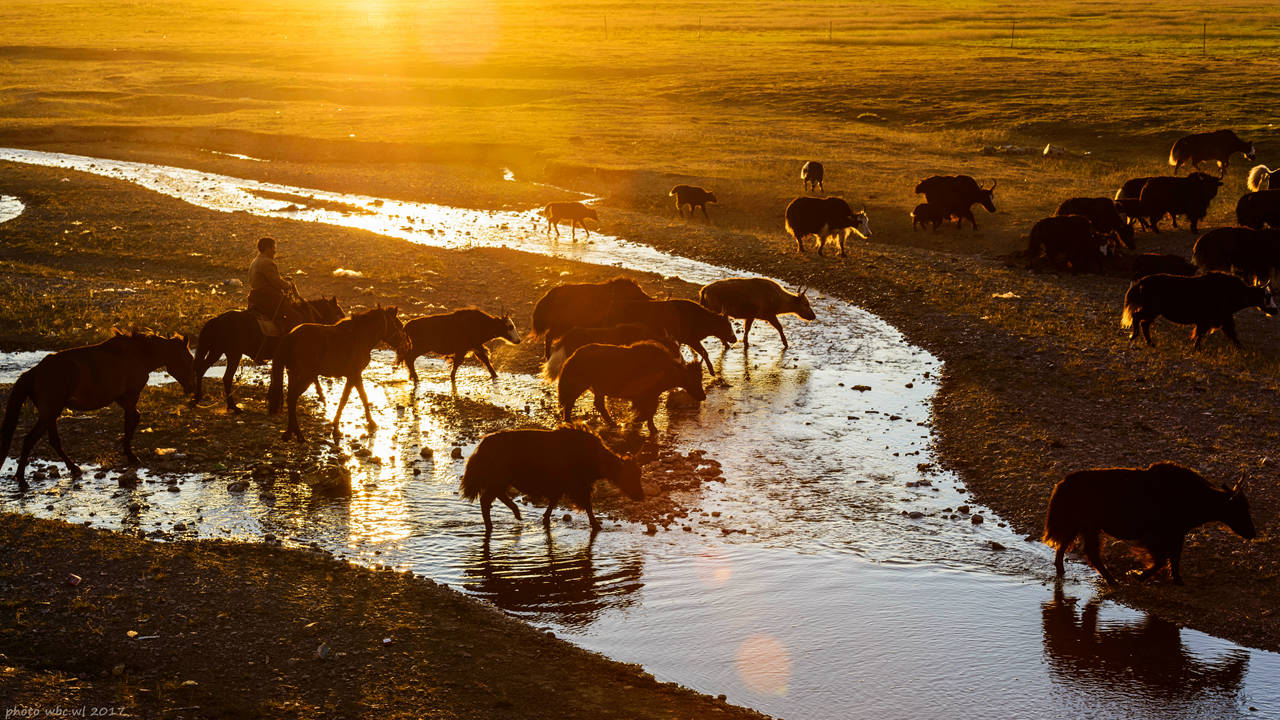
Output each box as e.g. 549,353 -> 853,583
268,306 -> 406,442
1,331 -> 196,488
192,296 -> 344,411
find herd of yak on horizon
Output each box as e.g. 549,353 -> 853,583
0,129 -> 1270,586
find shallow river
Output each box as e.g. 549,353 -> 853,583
0,149 -> 1276,719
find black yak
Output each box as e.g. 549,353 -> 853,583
699,277 -> 816,349
669,185 -> 717,219
1192,227 -> 1280,286
1056,196 -> 1135,249
1115,177 -> 1159,231
542,201 -> 598,241
783,196 -> 872,257
1129,253 -> 1196,281
1137,172 -> 1222,233
911,202 -> 946,232
542,323 -> 679,380
397,309 -> 521,384
1235,189 -> 1280,230
559,341 -> 706,435
801,161 -> 824,192
914,175 -> 996,230
1044,462 -> 1255,585
531,278 -> 651,358
459,426 -> 643,531
1025,215 -> 1111,273
620,299 -> 736,375
1121,272 -> 1278,349
1169,129 -> 1255,176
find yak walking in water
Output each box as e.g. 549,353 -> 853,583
397,309 -> 521,385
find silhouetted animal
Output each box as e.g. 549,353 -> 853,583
1235,189 -> 1280,230
542,202 -> 598,241
699,277 -> 815,349
397,309 -> 521,384
1130,253 -> 1196,280
191,296 -> 344,412
1247,164 -> 1274,192
669,185 -> 717,219
914,175 -> 996,230
1169,129 -> 1255,176
1137,172 -> 1223,233
619,299 -> 736,375
269,306 -> 406,441
1121,272 -> 1278,349
911,202 -> 946,232
543,323 -> 678,380
1026,215 -> 1110,273
1044,462 -> 1255,585
459,426 -> 643,531
1056,197 -> 1135,249
1115,177 -> 1159,230
1,331 -> 195,488
801,161 -> 824,192
783,196 -> 872,257
558,341 -> 706,434
1192,227 -> 1280,286
531,278 -> 651,358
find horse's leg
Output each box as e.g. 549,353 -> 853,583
223,352 -> 242,412
121,399 -> 141,465
449,352 -> 466,386
406,353 -> 420,385
542,493 -> 563,526
473,345 -> 498,380
191,347 -> 215,406
46,419 -> 81,479
330,379 -> 354,439
285,373 -> 313,442
766,315 -> 789,349
15,415 -> 49,487
480,490 -> 495,533
1081,532 -> 1117,586
353,377 -> 377,429
313,378 -> 326,404
581,491 -> 600,529
741,317 -> 754,348
694,340 -> 716,376
593,392 -> 617,427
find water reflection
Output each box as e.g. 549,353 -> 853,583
1042,582 -> 1249,713
463,530 -> 644,630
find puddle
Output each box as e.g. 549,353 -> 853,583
0,148 -> 1276,719
0,195 -> 24,224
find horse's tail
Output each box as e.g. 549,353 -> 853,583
1042,480 -> 1079,550
267,337 -> 289,415
1248,164 -> 1274,193
0,370 -> 35,463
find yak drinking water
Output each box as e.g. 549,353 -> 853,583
558,340 -> 706,435
459,426 -> 643,532
531,277 -> 651,358
619,299 -> 736,375
1043,462 -> 1256,585
543,323 -> 679,380
698,277 -> 816,350
397,308 -> 521,384
1121,272 -> 1278,349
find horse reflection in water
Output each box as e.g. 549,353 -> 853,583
1042,583 -> 1249,712
463,531 -> 644,630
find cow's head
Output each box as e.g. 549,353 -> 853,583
499,314 -> 522,344
1246,143 -> 1258,161
1223,478 -> 1257,540
846,211 -> 872,240
707,191 -> 719,204
977,180 -> 997,213
606,453 -> 645,502
792,286 -> 817,321
1262,285 -> 1279,315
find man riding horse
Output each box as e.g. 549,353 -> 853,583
248,236 -> 308,335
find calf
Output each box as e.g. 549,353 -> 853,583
911,202 -> 946,232
543,201 -> 598,241
397,309 -> 521,384
1056,196 -> 1135,249
670,184 -> 717,219
558,341 -> 706,435
801,161 -> 824,192
459,426 -> 643,531
1121,271 -> 1278,349
1025,215 -> 1110,273
1192,226 -> 1280,286
620,299 -> 736,375
784,196 -> 872,257
699,277 -> 816,349
914,175 -> 996,230
1235,189 -> 1280,230
1129,253 -> 1196,280
531,277 -> 651,357
1137,172 -> 1223,233
1044,462 -> 1255,585
1115,177 -> 1158,231
1169,129 -> 1255,176
543,323 -> 679,380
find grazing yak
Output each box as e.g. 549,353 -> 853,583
1137,172 -> 1223,233
1192,227 -> 1280,286
558,340 -> 706,435
1056,197 -> 1135,249
914,175 -> 996,230
801,161 -> 824,192
1247,164 -> 1275,193
1026,215 -> 1111,273
1169,129 -> 1255,176
1121,271 -> 1278,349
542,323 -> 679,380
542,201 -> 598,241
1115,176 -> 1160,230
699,277 -> 816,349
531,278 -> 651,357
784,196 -> 872,257
1044,462 -> 1255,585
459,426 -> 643,531
397,309 -> 521,385
620,299 -> 736,375
911,202 -> 946,232
1129,253 -> 1197,281
1235,189 -> 1280,230
669,184 -> 717,219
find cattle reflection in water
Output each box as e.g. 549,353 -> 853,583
1042,584 -> 1248,711
463,532 -> 644,630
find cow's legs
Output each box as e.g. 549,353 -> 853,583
693,340 -> 716,376
1192,324 -> 1210,350
480,490 -> 496,532
593,393 -> 617,426
1222,318 -> 1242,347
1054,543 -> 1068,576
1081,532 -> 1117,586
700,204 -> 710,220
1140,320 -> 1155,347
766,315 -> 789,349
542,493 -> 563,525
742,317 -> 755,348
473,345 -> 498,380
449,352 -> 466,385
1168,536 -> 1187,585
816,234 -> 826,257
405,352 -> 421,384
497,492 -> 522,521
121,399 -> 141,465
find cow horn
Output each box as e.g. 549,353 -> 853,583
989,180 -> 998,191
1232,473 -> 1246,495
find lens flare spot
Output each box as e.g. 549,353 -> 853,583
694,550 -> 734,588
736,634 -> 791,696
